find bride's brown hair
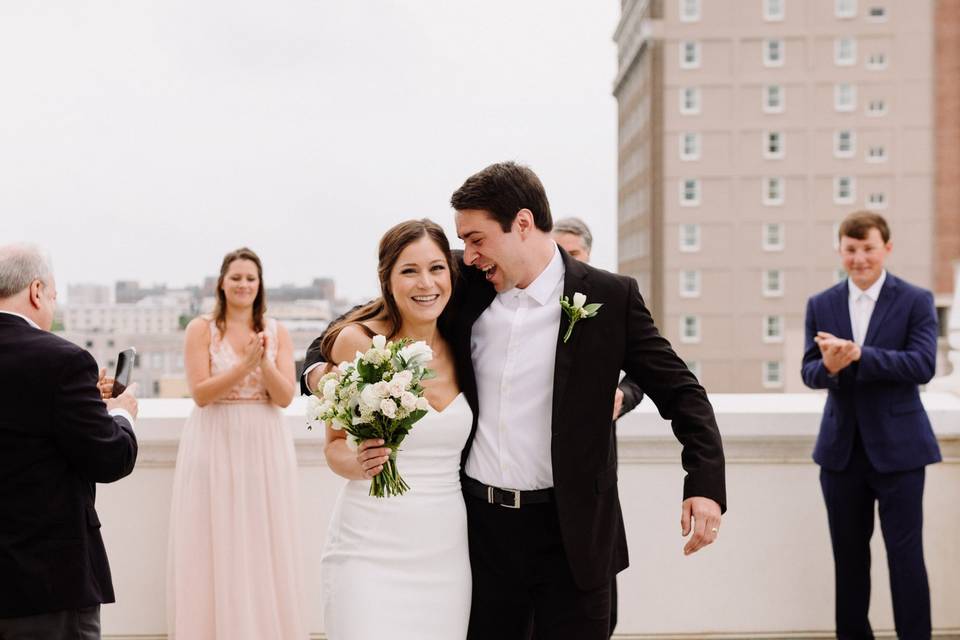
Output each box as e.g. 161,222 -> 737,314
320,219 -> 456,361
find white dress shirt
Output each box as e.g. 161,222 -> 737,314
848,270 -> 887,346
0,310 -> 134,425
465,244 -> 565,490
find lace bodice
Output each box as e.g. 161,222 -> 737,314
208,317 -> 279,402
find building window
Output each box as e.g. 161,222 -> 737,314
834,176 -> 856,204
764,131 -> 784,158
836,0 -> 857,18
764,39 -> 785,67
867,5 -> 887,21
680,270 -> 701,297
84,340 -> 94,348
866,52 -> 887,70
680,132 -> 701,160
680,223 -> 701,252
681,87 -> 701,114
681,315 -> 701,343
680,41 -> 701,69
763,177 -> 785,205
763,361 -> 784,388
834,83 -> 856,112
680,179 -> 701,206
832,222 -> 841,250
834,37 -> 856,66
867,145 -> 887,162
763,269 -> 784,297
763,85 -> 785,113
764,315 -> 785,342
764,0 -> 785,21
867,99 -> 887,116
680,0 -> 701,22
686,360 -> 702,378
835,129 -> 855,157
763,223 -> 785,250
867,192 -> 887,208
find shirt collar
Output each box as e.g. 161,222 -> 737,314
501,243 -> 565,306
0,310 -> 40,329
848,269 -> 887,303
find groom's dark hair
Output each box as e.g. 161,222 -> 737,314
450,161 -> 553,233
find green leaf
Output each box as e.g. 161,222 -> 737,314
582,302 -> 603,314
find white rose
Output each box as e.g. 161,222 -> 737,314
399,341 -> 433,367
306,395 -> 323,421
322,379 -> 338,401
372,334 -> 387,350
415,396 -> 431,411
360,383 -> 384,412
573,292 -> 587,309
400,391 -> 417,411
392,369 -> 414,389
380,398 -> 398,419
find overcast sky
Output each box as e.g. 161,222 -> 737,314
1,1 -> 620,302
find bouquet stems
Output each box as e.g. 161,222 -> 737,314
369,447 -> 410,498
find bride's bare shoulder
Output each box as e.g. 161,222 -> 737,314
330,324 -> 374,364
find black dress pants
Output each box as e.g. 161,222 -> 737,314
0,606 -> 100,640
820,436 -> 931,640
465,493 -> 612,640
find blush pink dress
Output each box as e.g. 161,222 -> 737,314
167,318 -> 305,639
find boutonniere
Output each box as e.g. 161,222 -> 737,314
559,292 -> 602,343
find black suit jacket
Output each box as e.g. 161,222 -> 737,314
451,249 -> 725,589
0,313 -> 138,618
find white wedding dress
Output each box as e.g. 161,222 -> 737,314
320,393 -> 472,639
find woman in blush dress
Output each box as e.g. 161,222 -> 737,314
167,247 -> 305,640
318,219 -> 472,639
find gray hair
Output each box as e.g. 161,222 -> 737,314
552,217 -> 593,251
0,244 -> 54,298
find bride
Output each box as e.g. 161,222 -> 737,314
316,219 -> 471,639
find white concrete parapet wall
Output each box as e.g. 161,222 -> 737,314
96,394 -> 960,639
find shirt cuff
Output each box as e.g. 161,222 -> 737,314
109,408 -> 135,427
302,362 -> 326,387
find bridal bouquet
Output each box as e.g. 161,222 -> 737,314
307,335 -> 433,498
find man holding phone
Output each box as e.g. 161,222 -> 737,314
0,243 -> 139,640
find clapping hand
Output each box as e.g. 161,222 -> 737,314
240,333 -> 266,372
814,331 -> 861,374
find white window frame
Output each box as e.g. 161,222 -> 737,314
834,176 -> 856,204
763,269 -> 784,297
764,0 -> 785,21
867,192 -> 888,209
680,315 -> 701,343
764,39 -> 785,67
763,360 -> 784,388
834,83 -> 857,112
866,145 -> 887,163
834,129 -> 856,158
866,5 -> 887,22
763,85 -> 785,113
763,177 -> 785,205
680,178 -> 701,206
763,315 -> 785,343
867,99 -> 887,116
834,37 -> 857,66
680,0 -> 701,22
679,270 -> 702,298
835,0 -> 857,18
679,223 -> 701,252
679,132 -> 701,160
764,130 -> 784,159
866,52 -> 887,70
680,87 -> 701,115
832,222 -> 841,250
680,41 -> 701,69
762,222 -> 785,251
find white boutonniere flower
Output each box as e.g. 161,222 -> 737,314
559,292 -> 602,343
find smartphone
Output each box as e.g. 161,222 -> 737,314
111,347 -> 137,398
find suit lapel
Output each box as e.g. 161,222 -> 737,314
863,274 -> 899,346
551,251 -> 590,435
829,280 -> 854,340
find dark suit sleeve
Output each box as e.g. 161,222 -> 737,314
801,297 -> 843,390
52,348 -> 138,483
617,375 -> 644,418
620,277 -> 726,511
300,335 -> 326,395
857,289 -> 938,384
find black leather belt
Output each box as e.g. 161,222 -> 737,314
462,475 -> 554,509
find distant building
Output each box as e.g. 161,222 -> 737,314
67,283 -> 112,305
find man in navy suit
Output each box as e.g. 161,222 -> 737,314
802,211 -> 941,640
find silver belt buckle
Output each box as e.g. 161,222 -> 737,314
487,486 -> 521,509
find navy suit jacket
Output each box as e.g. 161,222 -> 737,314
801,273 -> 942,473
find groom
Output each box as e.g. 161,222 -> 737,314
448,162 -> 726,639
